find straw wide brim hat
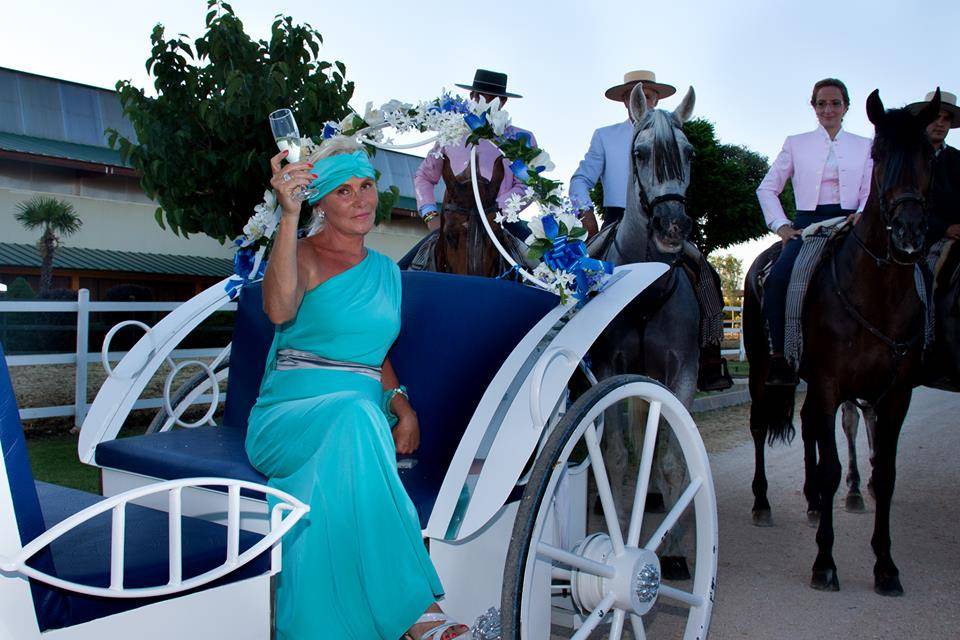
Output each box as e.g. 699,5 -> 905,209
907,90 -> 960,129
605,70 -> 676,102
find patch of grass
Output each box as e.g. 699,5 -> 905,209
26,433 -> 99,494
727,359 -> 749,377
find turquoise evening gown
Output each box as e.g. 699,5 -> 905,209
245,249 -> 443,639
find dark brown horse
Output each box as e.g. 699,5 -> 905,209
743,89 -> 942,596
400,156 -> 530,277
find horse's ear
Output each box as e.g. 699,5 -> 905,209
866,89 -> 885,126
916,87 -> 942,128
629,82 -> 648,123
489,156 -> 505,196
441,155 -> 457,186
673,86 -> 696,123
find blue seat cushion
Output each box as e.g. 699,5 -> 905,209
95,426 -> 445,529
96,427 -> 266,498
32,481 -> 269,631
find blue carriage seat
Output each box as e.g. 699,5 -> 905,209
95,271 -> 558,527
0,341 -> 270,632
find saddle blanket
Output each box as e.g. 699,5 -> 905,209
782,217 -> 934,367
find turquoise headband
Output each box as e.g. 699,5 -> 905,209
306,150 -> 377,205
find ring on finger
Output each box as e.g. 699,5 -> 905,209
281,172 -> 292,183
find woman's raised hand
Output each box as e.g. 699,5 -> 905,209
270,150 -> 317,217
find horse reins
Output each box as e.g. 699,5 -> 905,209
829,237 -> 924,407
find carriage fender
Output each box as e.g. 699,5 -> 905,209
425,262 -> 669,541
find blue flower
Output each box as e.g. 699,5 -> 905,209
464,111 -> 488,131
322,122 -> 339,139
509,159 -> 531,183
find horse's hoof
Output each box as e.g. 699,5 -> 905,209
875,574 -> 904,597
660,556 -> 691,581
806,510 -> 820,527
845,494 -> 866,513
810,567 -> 840,591
752,509 -> 773,527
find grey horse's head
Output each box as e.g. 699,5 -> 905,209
628,83 -> 696,255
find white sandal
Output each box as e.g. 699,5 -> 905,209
405,612 -> 473,640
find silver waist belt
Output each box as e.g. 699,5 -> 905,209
275,349 -> 382,381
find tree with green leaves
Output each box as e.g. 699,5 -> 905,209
14,196 -> 82,298
108,0 -> 396,244
684,118 -> 795,256
707,252 -> 744,305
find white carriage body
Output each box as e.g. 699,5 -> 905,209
63,259 -> 716,638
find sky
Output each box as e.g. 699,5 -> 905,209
2,0 -> 957,265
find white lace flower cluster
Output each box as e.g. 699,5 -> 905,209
238,190 -> 279,248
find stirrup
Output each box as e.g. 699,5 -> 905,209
410,613 -> 473,640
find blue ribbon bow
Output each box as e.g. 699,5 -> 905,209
225,247 -> 266,300
540,215 -> 613,300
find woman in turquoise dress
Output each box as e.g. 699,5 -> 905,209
245,136 -> 471,640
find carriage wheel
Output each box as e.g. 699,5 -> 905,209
145,357 -> 230,434
502,375 -> 717,640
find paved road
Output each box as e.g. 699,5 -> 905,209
707,386 -> 960,639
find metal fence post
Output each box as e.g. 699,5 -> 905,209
74,288 -> 90,427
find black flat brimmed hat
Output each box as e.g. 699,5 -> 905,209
455,69 -> 522,98
907,90 -> 960,129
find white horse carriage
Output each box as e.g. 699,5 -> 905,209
1,108 -> 719,640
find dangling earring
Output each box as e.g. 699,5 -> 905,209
317,210 -> 326,223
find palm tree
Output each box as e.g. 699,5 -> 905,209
14,196 -> 83,297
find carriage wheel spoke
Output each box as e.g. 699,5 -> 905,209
627,400 -> 661,547
630,614 -> 646,640
585,424 -> 625,553
570,591 -> 617,640
658,584 -> 705,607
537,542 -> 615,579
552,567 -> 572,581
643,477 -> 703,552
608,609 -> 626,640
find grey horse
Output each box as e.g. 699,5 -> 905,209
586,82 -> 700,578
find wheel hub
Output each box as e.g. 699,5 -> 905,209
569,533 -> 661,616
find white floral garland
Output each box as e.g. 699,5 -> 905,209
235,92 -> 612,302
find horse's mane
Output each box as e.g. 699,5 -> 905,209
871,107 -> 933,191
639,110 -> 686,184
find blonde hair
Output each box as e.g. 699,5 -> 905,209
305,135 -> 367,236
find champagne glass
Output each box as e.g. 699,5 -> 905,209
269,108 -> 318,202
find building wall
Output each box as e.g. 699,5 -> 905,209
0,159 -> 427,263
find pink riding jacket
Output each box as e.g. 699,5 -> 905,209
757,126 -> 874,231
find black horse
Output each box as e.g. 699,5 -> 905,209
743,89 -> 942,595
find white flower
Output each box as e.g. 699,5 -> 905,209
526,215 -> 546,244
380,99 -> 406,113
338,112 -> 357,132
531,150 -> 555,173
362,101 -> 385,127
533,263 -> 557,284
500,192 -> 525,223
488,108 -> 511,136
556,211 -> 581,234
469,95 -> 491,115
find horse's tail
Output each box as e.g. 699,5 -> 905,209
743,244 -> 796,445
761,384 -> 796,445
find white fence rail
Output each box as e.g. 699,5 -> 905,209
2,289 -> 746,425
0,289 -> 236,425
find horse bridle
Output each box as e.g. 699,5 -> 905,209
631,151 -> 687,214
851,191 -> 927,267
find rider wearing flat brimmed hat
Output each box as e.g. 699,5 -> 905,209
413,69 -> 535,238
570,69 -> 733,392
907,90 -> 960,248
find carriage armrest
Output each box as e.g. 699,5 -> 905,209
0,477 -> 307,599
